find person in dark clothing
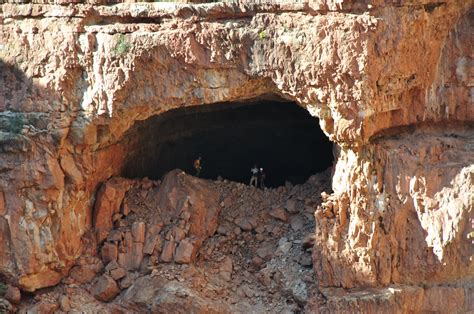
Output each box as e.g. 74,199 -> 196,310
259,168 -> 266,189
193,156 -> 202,177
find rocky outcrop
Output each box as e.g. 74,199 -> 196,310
94,170 -> 221,272
93,177 -> 133,243
313,127 -> 473,288
0,1 -> 472,311
11,168 -> 473,312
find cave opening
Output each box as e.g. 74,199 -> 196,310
121,99 -> 334,187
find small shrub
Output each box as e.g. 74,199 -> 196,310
8,115 -> 24,134
0,282 -> 7,296
113,34 -> 131,56
258,30 -> 266,40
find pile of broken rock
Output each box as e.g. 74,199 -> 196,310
15,169 -> 332,313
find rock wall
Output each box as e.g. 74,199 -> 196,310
314,126 -> 473,288
0,0 -> 472,296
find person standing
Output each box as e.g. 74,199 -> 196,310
259,168 -> 266,189
193,156 -> 202,177
250,165 -> 259,187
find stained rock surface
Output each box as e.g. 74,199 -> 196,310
0,0 -> 473,312
15,170 -> 473,313
315,127 -> 474,289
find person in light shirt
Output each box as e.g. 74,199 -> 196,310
249,165 -> 259,187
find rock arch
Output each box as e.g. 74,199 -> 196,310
0,3 -> 471,305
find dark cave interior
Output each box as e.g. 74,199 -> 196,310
121,99 -> 334,187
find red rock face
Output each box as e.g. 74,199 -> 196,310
81,164 -> 221,277
0,1 -> 472,312
93,178 -> 133,243
155,170 -> 221,240
314,128 -> 474,288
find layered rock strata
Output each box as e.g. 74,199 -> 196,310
0,0 -> 472,309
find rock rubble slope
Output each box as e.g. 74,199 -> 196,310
0,0 -> 473,312
16,170 -> 329,313
13,169 -> 473,313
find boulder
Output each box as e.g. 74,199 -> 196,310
121,276 -> 231,313
171,226 -> 187,242
290,215 -> 305,231
256,243 -> 274,260
153,170 -> 221,261
69,264 -> 101,285
117,241 -> 144,271
110,267 -> 127,281
234,217 -> 253,231
285,199 -> 299,214
154,170 -> 221,240
25,301 -> 58,313
93,178 -> 132,243
278,237 -> 292,254
160,239 -> 176,263
269,207 -> 289,222
131,221 -> 146,243
143,225 -> 163,255
119,273 -> 138,290
219,256 -> 233,281
91,275 -> 120,302
105,260 -> 120,272
101,242 -> 118,264
19,269 -> 62,292
291,279 -> 308,305
4,285 -> 20,305
299,254 -> 313,267
174,238 -> 199,264
251,256 -> 265,269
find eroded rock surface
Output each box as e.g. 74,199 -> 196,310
13,170 -> 473,313
314,127 -> 474,289
15,170 -> 329,312
0,0 -> 473,312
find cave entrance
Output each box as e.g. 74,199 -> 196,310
121,99 -> 333,187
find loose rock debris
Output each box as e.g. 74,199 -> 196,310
18,169 -> 332,313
